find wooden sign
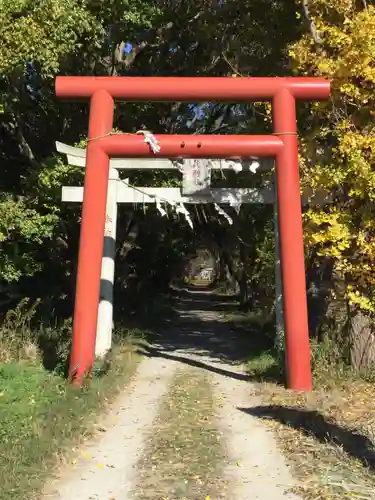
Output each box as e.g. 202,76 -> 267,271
182,159 -> 211,196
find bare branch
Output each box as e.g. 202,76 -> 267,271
16,120 -> 37,166
302,0 -> 323,47
115,40 -> 148,68
1,115 -> 38,167
119,222 -> 139,258
114,12 -> 202,69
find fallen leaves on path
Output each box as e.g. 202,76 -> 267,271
131,367 -> 227,499
254,378 -> 375,500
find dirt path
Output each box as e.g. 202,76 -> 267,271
202,357 -> 300,499
44,287 -> 301,500
44,357 -> 179,499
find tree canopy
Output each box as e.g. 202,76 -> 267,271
1,0 -> 375,370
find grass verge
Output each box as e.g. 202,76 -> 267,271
246,346 -> 375,500
0,339 -> 140,500
132,367 -> 226,500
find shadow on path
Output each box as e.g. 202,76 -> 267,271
239,405 -> 375,472
137,285 -> 375,473
138,284 -> 271,371
136,343 -> 252,382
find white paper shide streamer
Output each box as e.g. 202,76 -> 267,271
132,136 -> 261,229
175,203 -> 194,229
249,160 -> 260,173
136,130 -> 161,153
214,203 -> 233,225
225,160 -> 243,173
222,158 -> 260,174
156,199 -> 167,217
130,133 -> 194,229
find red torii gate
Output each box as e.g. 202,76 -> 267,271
55,76 -> 331,392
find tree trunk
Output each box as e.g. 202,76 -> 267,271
117,222 -> 139,289
239,275 -> 250,309
306,254 -> 334,340
118,222 -> 139,259
221,249 -> 240,293
349,308 -> 375,372
216,253 -> 227,282
238,242 -> 251,310
211,250 -> 226,286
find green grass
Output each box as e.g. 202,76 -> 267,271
220,310 -> 284,383
246,351 -> 279,377
0,343 -> 139,500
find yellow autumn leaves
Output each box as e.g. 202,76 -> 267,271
291,1 -> 375,310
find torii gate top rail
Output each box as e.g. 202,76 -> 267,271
56,76 -> 330,101
56,75 -> 331,393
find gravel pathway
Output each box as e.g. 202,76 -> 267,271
44,357 -> 179,500
195,353 -> 300,499
43,287 -> 301,500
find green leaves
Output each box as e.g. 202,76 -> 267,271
0,0 -> 102,77
0,194 -> 58,282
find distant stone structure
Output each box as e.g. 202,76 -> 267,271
199,268 -> 214,281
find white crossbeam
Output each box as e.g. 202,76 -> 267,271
62,183 -> 332,206
62,185 -> 275,204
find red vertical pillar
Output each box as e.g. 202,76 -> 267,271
273,89 -> 312,391
69,90 -> 114,383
